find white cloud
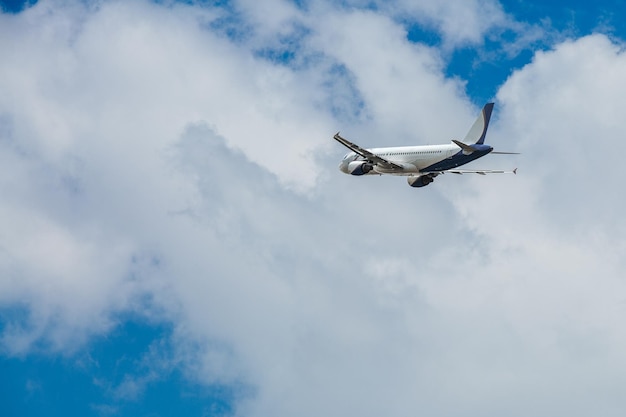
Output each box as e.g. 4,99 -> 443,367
1,1 -> 626,417
308,8 -> 472,142
392,0 -> 509,46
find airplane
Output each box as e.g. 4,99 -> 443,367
335,103 -> 517,188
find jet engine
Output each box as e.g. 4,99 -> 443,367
407,174 -> 435,188
347,161 -> 374,176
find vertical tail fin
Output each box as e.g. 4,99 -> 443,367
462,102 -> 494,145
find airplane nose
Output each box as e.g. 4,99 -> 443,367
339,161 -> 348,173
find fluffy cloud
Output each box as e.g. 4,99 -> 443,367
1,1 -> 626,417
436,33 -> 626,416
391,0 -> 509,46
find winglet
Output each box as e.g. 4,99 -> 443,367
463,102 -> 494,145
513,168 -> 517,175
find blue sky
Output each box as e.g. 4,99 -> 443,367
2,1 -> 626,417
2,319 -> 235,417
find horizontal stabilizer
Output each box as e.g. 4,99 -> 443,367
452,139 -> 475,154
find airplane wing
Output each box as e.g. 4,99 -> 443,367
333,133 -> 404,170
441,168 -> 518,175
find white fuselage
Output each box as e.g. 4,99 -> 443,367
333,103 -> 513,187
339,144 -> 461,175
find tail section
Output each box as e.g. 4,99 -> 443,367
462,102 -> 494,145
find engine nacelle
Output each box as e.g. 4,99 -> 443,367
347,161 -> 374,176
407,174 -> 435,188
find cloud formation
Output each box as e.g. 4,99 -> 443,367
1,1 -> 626,416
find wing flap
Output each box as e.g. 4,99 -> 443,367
333,133 -> 404,170
439,168 -> 518,175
